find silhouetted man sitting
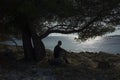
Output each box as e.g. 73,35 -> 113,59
54,40 -> 69,64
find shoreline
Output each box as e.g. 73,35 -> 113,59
0,43 -> 120,55
0,34 -> 120,54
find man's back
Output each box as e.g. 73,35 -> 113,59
53,41 -> 69,64
54,45 -> 62,58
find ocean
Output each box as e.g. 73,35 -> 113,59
0,30 -> 120,54
43,35 -> 120,54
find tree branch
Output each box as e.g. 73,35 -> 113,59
49,15 -> 99,34
47,3 -> 120,35
39,1 -> 120,39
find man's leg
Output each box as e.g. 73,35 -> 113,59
62,52 -> 69,63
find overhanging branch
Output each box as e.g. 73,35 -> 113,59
39,1 -> 120,39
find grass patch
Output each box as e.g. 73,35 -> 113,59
1,44 -> 120,80
36,50 -> 120,80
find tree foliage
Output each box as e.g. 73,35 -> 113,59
0,0 -> 120,40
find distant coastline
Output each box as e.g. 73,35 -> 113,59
0,35 -> 120,54
0,28 -> 120,54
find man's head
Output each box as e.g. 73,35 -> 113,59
58,40 -> 62,46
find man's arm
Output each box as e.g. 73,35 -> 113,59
60,47 -> 69,53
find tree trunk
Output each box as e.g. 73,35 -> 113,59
32,33 -> 46,61
21,28 -> 34,61
21,27 -> 46,62
16,14 -> 46,61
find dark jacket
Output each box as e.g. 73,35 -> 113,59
54,45 -> 63,58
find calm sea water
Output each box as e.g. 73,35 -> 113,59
44,29 -> 120,54
42,35 -> 120,54
0,29 -> 120,54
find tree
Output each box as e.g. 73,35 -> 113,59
0,0 -> 120,61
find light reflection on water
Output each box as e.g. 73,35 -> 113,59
0,34 -> 120,54
43,35 -> 120,54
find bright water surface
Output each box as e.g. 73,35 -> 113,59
0,29 -> 120,54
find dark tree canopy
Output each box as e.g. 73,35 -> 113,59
35,0 -> 120,40
0,0 -> 120,40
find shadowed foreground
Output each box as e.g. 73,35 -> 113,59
0,45 -> 120,80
